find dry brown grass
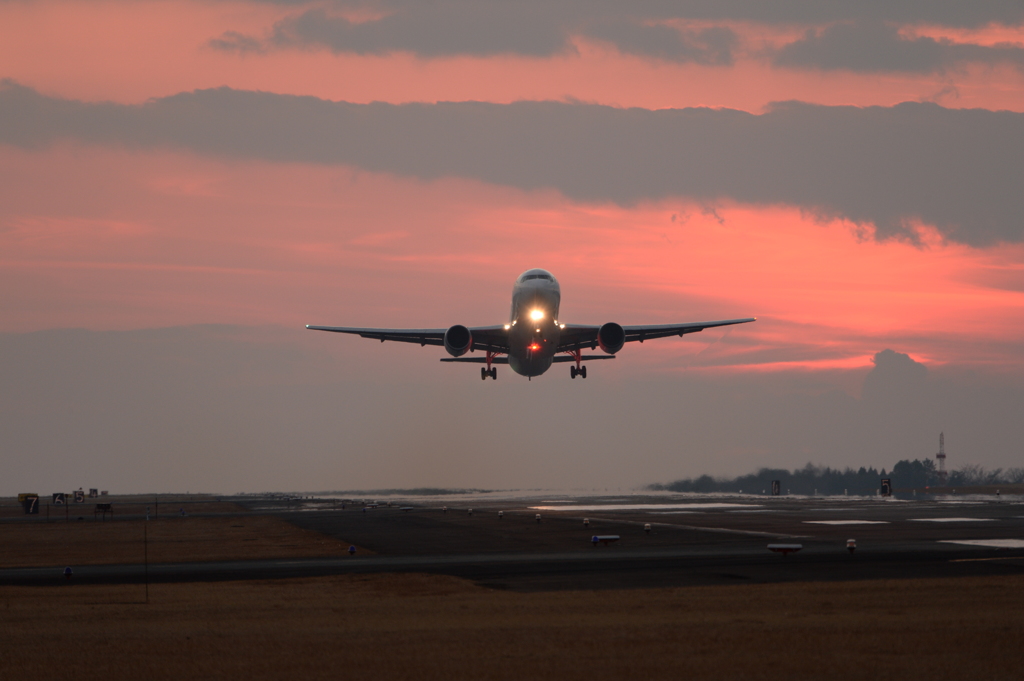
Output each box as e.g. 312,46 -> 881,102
2,573 -> 1022,680
0,496 -> 245,519
0,516 -> 367,568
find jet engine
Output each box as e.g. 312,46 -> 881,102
597,322 -> 625,354
444,324 -> 473,357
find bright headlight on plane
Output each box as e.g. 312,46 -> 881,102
529,309 -> 544,321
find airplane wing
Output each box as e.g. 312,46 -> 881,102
306,325 -> 511,353
308,318 -> 754,354
556,318 -> 756,352
441,354 -> 615,363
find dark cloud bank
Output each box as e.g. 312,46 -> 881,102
775,21 -> 1024,74
298,0 -> 1024,28
3,327 -> 1021,494
209,1 -> 1024,73
3,81 -> 1021,246
226,5 -> 742,64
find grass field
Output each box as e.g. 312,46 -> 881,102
2,573 -> 1022,680
0,515 -> 365,568
3,499 -> 1022,679
0,495 -> 245,519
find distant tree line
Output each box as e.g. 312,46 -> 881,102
944,464 -> 1024,487
649,460 -> 1024,496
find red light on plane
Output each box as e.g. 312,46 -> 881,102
528,342 -> 541,352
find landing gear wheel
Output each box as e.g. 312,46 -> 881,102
580,365 -> 587,379
481,367 -> 487,380
570,366 -> 577,379
489,367 -> 497,380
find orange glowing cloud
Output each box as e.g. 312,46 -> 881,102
2,145 -> 1022,375
2,1 -> 1022,112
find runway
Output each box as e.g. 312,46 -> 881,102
4,493 -> 1024,590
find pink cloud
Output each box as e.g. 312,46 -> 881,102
2,1 -> 1022,112
3,144 -> 1022,375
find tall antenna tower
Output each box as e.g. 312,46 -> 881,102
936,432 -> 948,484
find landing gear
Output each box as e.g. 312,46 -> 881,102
568,348 -> 587,379
481,351 -> 499,380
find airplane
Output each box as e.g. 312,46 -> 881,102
306,268 -> 755,380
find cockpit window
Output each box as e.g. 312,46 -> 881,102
520,273 -> 552,282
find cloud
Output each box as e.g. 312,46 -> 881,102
863,349 -> 928,406
216,5 -> 737,63
264,6 -> 573,57
3,326 -> 1022,494
207,1 -> 1024,59
208,30 -> 266,55
774,21 -> 1024,74
637,0 -> 1024,27
583,23 -> 738,65
240,0 -> 1024,29
2,80 -> 1022,246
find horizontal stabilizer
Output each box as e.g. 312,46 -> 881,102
550,355 -> 615,362
439,357 -> 511,364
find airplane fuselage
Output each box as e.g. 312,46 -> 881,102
305,268 -> 755,381
507,269 -> 562,377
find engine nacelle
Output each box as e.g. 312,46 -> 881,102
444,324 -> 473,357
597,322 -> 625,354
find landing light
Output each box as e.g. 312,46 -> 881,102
504,324 -> 510,330
529,309 -> 544,321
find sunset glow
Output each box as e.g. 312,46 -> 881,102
3,145 -> 1021,375
2,0 -> 1023,492
2,2 -> 1023,111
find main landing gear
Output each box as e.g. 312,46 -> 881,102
569,348 -> 587,379
481,367 -> 497,380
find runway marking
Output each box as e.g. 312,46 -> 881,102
910,517 -> 996,523
584,516 -> 810,539
941,539 -> 1024,549
647,511 -> 701,514
529,503 -> 759,511
803,520 -> 889,525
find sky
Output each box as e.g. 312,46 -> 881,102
2,0 -> 1023,495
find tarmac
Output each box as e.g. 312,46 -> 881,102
4,493 -> 1024,590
